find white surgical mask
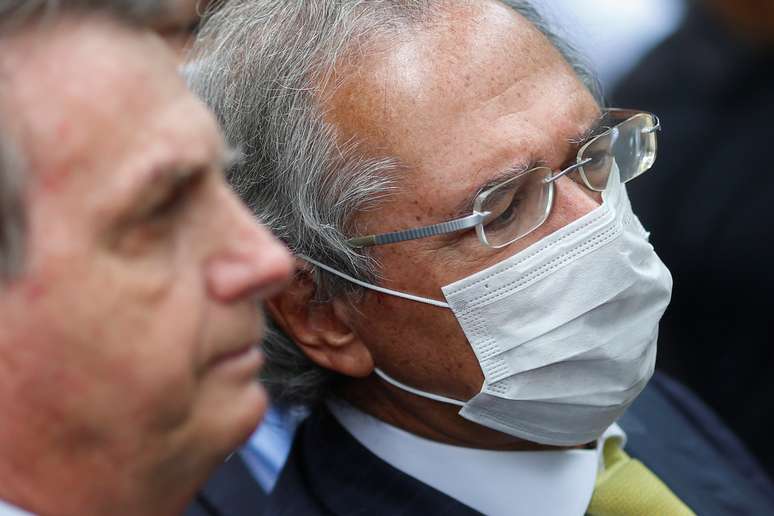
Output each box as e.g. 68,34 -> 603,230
301,166 -> 672,446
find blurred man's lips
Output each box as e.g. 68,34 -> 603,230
208,343 -> 263,371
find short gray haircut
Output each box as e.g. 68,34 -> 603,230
188,0 -> 602,407
0,0 -> 179,282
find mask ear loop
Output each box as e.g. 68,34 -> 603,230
374,368 -> 466,407
297,255 -> 451,309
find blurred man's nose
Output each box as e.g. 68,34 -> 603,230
206,193 -> 294,303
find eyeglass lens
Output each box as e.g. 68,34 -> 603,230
578,113 -> 657,192
477,167 -> 553,248
477,113 -> 657,248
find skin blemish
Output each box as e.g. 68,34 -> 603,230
23,281 -> 48,302
56,119 -> 71,139
40,167 -> 72,193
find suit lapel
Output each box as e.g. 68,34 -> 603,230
190,453 -> 267,516
266,408 -> 483,516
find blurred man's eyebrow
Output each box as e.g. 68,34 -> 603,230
147,145 -> 239,187
128,145 -> 239,214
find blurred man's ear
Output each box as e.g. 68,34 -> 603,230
266,268 -> 374,378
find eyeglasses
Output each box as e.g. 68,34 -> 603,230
347,109 -> 660,249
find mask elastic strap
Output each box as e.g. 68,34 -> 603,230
298,255 -> 451,309
374,368 -> 466,407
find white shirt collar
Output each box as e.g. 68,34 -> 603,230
328,400 -> 625,516
0,500 -> 33,516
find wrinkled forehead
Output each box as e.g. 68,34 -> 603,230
325,0 -> 592,172
1,15 -> 219,191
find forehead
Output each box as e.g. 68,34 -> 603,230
3,16 -> 222,192
327,0 -> 597,204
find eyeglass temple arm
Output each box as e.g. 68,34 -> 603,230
347,212 -> 488,248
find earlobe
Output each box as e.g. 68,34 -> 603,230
265,272 -> 374,378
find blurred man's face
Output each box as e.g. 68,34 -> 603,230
0,15 -> 291,513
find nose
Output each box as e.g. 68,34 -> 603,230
544,175 -> 601,231
207,192 -> 294,304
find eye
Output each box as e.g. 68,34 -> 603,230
483,186 -> 523,232
148,184 -> 189,221
145,171 -> 206,223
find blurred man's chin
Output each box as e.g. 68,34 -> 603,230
201,378 -> 268,456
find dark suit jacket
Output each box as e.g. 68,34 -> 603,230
188,373 -> 774,515
185,453 -> 266,516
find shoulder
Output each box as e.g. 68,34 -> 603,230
184,453 -> 267,516
621,372 -> 774,515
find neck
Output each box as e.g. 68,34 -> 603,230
339,374 -> 584,451
0,413 -> 196,516
0,452 -> 193,516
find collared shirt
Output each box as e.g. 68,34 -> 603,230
240,404 -> 308,492
0,500 -> 32,516
328,399 -> 626,516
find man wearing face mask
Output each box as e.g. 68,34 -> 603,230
186,1 -> 774,515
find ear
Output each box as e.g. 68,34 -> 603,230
265,268 -> 374,378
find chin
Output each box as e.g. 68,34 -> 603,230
209,380 -> 268,456
233,381 -> 269,443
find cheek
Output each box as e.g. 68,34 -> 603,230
359,247 -> 491,398
22,248 -> 208,437
353,291 -> 484,400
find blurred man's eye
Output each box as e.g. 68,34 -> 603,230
146,170 -> 206,223
148,184 -> 190,221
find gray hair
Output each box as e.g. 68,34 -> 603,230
187,0 -> 602,407
0,0 -> 180,283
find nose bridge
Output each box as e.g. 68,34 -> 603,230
550,175 -> 602,228
205,183 -> 293,302
223,186 -> 289,263
574,174 -> 604,206
561,165 -> 604,206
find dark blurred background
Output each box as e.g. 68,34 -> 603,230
537,0 -> 774,477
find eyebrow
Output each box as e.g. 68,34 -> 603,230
450,113 -> 607,218
127,145 -> 240,219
